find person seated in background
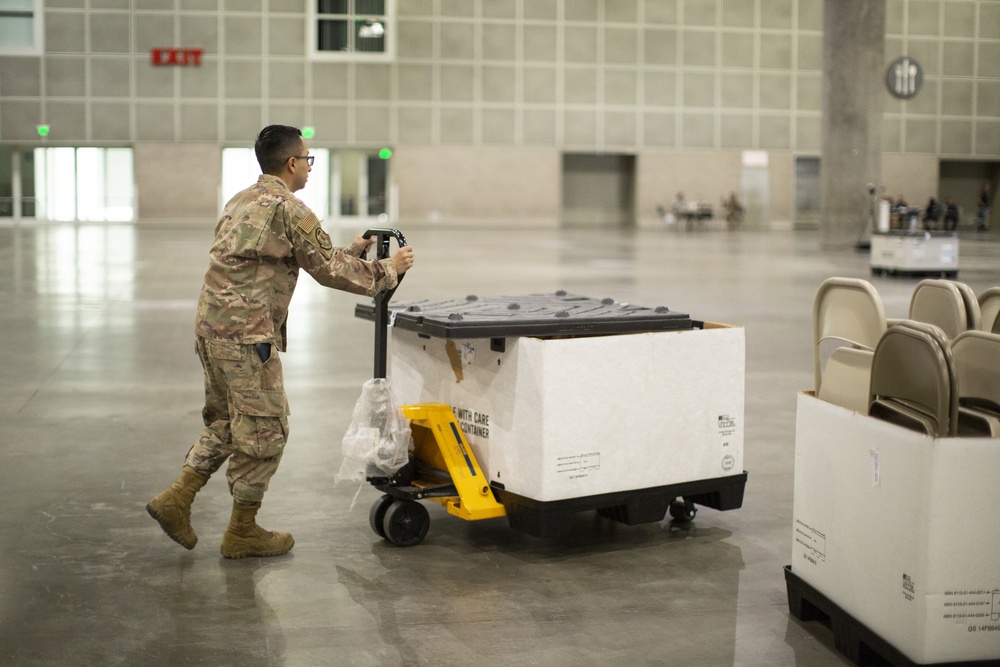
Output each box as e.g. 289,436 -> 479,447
722,192 -> 743,229
922,197 -> 941,230
975,182 -> 991,231
672,191 -> 689,214
943,197 -> 960,231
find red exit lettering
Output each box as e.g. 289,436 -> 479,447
150,48 -> 204,66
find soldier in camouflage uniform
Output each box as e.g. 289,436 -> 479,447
147,125 -> 414,559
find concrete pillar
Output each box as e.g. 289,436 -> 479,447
11,151 -> 22,222
820,0 -> 886,248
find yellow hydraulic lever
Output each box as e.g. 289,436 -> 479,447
401,403 -> 507,521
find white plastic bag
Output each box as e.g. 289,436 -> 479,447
336,378 -> 412,485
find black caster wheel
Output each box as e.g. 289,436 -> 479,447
669,498 -> 697,523
382,500 -> 430,547
369,494 -> 394,539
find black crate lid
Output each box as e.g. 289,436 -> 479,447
355,291 -> 692,339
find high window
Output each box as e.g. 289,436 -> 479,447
0,0 -> 42,55
309,0 -> 394,61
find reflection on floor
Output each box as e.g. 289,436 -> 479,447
2,221 -> 998,666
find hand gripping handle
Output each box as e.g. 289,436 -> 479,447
361,228 -> 407,260
361,228 -> 407,379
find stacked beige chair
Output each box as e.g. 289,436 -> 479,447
951,330 -> 1000,436
907,279 -> 976,339
868,322 -> 958,437
951,280 -> 982,330
813,278 -> 887,413
977,287 -> 1000,333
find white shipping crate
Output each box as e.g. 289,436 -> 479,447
389,323 -> 745,503
870,231 -> 959,276
791,392 -> 1000,664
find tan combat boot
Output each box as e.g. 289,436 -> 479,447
220,500 -> 294,559
146,466 -> 209,549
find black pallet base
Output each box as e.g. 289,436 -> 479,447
784,566 -> 997,667
871,267 -> 958,279
491,472 -> 747,539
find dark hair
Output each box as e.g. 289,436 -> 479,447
255,125 -> 302,175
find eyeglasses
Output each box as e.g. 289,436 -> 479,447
290,155 -> 315,166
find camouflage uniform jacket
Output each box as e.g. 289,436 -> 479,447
195,174 -> 397,351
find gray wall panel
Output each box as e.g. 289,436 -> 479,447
439,107 -> 473,143
397,63 -> 433,100
398,106 -> 433,143
268,17 -> 306,57
180,103 -> 218,141
355,64 -> 392,100
482,65 -> 517,103
135,14 -> 175,52
759,115 -> 791,149
136,61 -> 175,98
644,70 -> 676,106
523,25 -> 558,61
224,103 -> 261,141
482,108 -> 516,144
941,119 -> 973,154
224,16 -> 262,55
482,23 -> 516,61
46,57 -> 86,97
91,101 -> 131,141
310,62 -> 347,100
311,105 -> 348,142
354,105 -> 391,143
135,103 -> 175,141
45,11 -> 86,53
180,60 -> 218,98
523,109 -> 556,144
0,58 -> 41,96
90,57 -> 131,97
91,13 -> 131,53
0,101 -> 42,139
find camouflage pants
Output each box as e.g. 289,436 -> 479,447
184,337 -> 289,504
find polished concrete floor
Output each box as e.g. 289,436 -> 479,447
1,220 -> 998,667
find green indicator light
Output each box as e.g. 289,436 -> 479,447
301,126 -> 316,139
37,125 -> 50,137
378,147 -> 392,160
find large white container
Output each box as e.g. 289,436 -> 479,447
870,231 -> 959,277
790,392 -> 1000,664
388,322 -> 745,503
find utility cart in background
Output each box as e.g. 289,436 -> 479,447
357,229 -> 748,547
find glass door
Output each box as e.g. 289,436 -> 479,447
34,147 -> 134,222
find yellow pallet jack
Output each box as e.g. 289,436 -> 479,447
361,229 -> 505,547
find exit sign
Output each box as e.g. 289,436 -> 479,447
151,48 -> 204,66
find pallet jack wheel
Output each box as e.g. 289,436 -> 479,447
382,500 -> 430,547
369,494 -> 394,539
669,498 -> 697,523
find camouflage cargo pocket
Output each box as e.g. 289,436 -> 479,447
206,339 -> 244,361
230,388 -> 289,461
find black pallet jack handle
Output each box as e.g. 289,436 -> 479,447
361,228 -> 407,380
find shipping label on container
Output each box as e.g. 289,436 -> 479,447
556,452 -> 601,481
715,412 -> 740,472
